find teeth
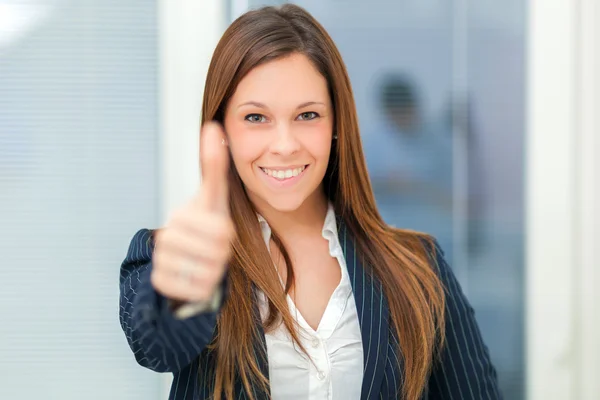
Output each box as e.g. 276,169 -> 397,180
261,165 -> 306,180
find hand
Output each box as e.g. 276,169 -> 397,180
151,122 -> 234,303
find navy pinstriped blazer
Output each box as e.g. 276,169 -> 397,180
119,221 -> 502,399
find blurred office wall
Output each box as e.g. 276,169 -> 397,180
0,0 -> 160,398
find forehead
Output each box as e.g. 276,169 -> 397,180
230,53 -> 330,106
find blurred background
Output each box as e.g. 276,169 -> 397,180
0,0 -> 598,399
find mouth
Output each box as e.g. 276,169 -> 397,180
259,164 -> 309,182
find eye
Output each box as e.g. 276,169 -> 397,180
297,111 -> 319,121
245,114 -> 267,123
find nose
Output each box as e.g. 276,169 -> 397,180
270,122 -> 300,156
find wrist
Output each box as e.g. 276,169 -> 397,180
170,287 -> 223,320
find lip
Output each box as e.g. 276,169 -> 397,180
258,164 -> 309,188
259,165 -> 306,171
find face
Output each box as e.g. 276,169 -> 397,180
223,53 -> 334,214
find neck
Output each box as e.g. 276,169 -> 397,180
253,189 -> 329,240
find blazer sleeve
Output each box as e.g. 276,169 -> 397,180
427,240 -> 503,400
119,228 -> 223,373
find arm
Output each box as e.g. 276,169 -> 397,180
427,241 -> 502,399
119,229 -> 223,373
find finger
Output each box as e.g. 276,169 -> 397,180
153,250 -> 221,277
170,210 -> 235,247
199,122 -> 229,214
152,256 -> 223,301
157,228 -> 232,266
151,269 -> 216,302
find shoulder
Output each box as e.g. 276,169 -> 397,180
388,229 -> 455,285
418,236 -> 449,274
409,234 -> 461,297
419,236 -> 478,332
123,228 -> 157,265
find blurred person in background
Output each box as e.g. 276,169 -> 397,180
442,95 -> 488,256
363,74 -> 455,261
119,4 -> 501,400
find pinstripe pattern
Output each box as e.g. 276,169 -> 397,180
119,227 -> 501,399
337,222 -> 390,400
424,241 -> 503,400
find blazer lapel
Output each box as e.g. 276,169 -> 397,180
339,219 -> 390,400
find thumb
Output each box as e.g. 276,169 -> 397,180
199,122 -> 230,213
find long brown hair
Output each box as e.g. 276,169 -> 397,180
200,4 -> 446,399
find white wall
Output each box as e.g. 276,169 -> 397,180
527,0 -> 600,399
577,0 -> 600,398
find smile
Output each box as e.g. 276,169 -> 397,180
259,165 -> 307,181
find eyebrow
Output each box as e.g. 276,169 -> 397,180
237,101 -> 326,110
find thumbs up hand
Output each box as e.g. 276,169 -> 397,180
151,122 -> 235,306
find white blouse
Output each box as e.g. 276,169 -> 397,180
257,204 -> 364,400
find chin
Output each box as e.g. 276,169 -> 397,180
249,190 -> 309,214
262,194 -> 307,213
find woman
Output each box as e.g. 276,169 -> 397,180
119,4 -> 501,400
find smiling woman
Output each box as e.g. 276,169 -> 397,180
119,4 -> 502,400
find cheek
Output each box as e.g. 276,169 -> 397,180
305,127 -> 333,163
224,120 -> 263,174
229,138 -> 260,171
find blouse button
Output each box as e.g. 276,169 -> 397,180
311,338 -> 320,348
317,371 -> 326,380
